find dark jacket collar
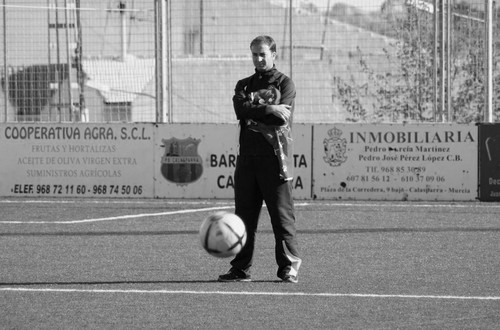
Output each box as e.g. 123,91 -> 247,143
254,66 -> 279,83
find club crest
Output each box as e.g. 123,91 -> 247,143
160,137 -> 203,185
323,127 -> 347,167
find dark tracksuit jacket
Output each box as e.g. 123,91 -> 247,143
231,66 -> 301,278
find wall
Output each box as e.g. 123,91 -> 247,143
0,123 -> 485,201
313,124 -> 477,201
478,124 -> 500,201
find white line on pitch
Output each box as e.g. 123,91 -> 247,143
0,287 -> 498,301
0,206 -> 234,224
0,202 -> 311,225
1,200 -> 498,225
2,199 -> 500,209
0,199 -> 235,205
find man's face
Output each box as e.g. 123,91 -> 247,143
251,43 -> 276,72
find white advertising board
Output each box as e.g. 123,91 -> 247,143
1,123 -> 478,200
313,124 -> 478,200
154,124 -> 312,199
0,123 -> 155,198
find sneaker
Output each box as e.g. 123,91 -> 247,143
218,270 -> 251,282
280,274 -> 298,283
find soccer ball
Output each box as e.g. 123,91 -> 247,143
199,212 -> 247,258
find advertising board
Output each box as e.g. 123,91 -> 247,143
0,123 -> 481,201
313,124 -> 477,200
478,123 -> 500,201
0,123 -> 155,198
154,124 -> 312,199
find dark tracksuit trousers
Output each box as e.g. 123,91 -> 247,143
231,153 -> 301,278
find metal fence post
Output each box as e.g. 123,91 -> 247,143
485,0 -> 493,123
433,0 -> 438,122
2,0 -> 7,122
289,0 -> 292,80
155,0 -> 168,123
166,0 -> 172,123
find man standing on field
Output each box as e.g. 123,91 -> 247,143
218,35 -> 302,283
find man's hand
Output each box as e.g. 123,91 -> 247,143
265,104 -> 291,123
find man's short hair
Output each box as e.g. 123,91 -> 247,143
250,35 -> 277,52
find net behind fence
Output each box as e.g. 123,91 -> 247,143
0,0 -> 497,123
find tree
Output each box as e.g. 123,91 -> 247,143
331,1 -> 499,123
2,64 -> 69,121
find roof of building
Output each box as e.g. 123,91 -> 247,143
83,56 -> 155,103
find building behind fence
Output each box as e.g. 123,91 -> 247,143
0,0 -> 497,124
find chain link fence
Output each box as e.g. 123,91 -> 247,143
0,0 -> 497,123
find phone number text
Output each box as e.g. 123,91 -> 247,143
12,184 -> 144,196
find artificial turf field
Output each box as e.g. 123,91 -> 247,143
1,198 -> 499,329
